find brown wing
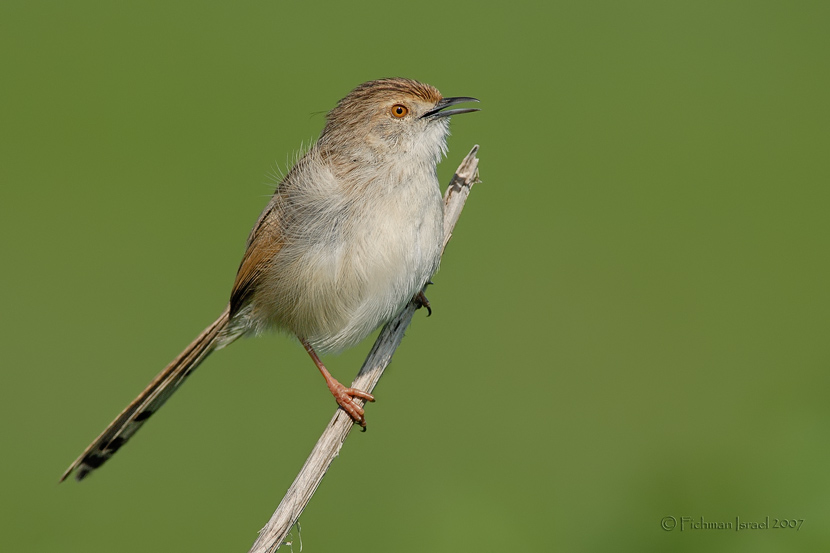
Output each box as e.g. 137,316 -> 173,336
229,204 -> 283,318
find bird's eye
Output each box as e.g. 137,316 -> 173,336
391,104 -> 408,118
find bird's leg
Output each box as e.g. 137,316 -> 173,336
301,338 -> 375,430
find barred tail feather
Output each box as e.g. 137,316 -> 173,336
61,306 -> 233,482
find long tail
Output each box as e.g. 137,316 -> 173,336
61,306 -> 232,482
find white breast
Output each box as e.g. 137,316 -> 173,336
255,156 -> 444,353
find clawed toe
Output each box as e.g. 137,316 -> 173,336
414,291 -> 432,316
331,385 -> 375,430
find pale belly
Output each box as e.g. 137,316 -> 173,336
255,174 -> 444,352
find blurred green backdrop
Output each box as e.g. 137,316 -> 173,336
2,1 -> 828,551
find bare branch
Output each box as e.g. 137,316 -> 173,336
248,145 -> 481,553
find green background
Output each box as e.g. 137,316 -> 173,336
2,1 -> 828,551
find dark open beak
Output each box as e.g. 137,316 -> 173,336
421,96 -> 480,119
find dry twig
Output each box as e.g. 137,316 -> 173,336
248,145 -> 481,553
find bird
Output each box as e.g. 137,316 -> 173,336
61,78 -> 479,482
